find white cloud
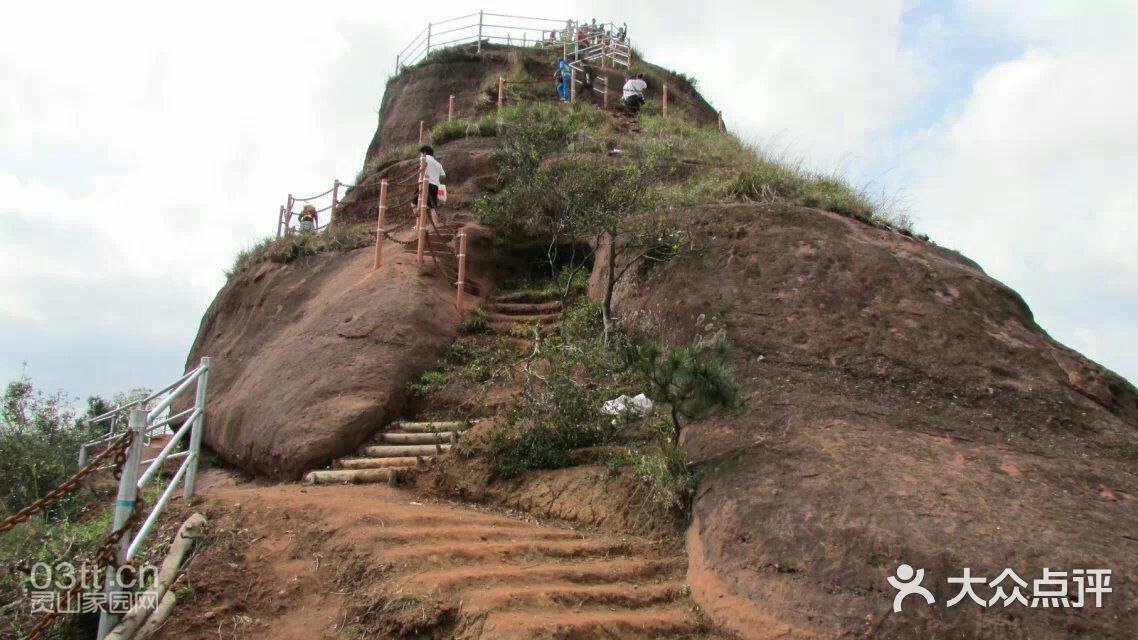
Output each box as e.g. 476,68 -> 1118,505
2,0 -> 1134,396
906,3 -> 1138,381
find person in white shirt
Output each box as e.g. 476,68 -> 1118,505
622,74 -> 647,114
413,145 -> 446,223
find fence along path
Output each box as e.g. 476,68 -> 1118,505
275,14 -> 727,310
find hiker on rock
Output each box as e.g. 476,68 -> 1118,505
412,145 -> 446,225
297,204 -> 317,233
555,58 -> 572,102
622,73 -> 647,114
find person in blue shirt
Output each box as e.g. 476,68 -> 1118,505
554,58 -> 571,102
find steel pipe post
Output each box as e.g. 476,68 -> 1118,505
570,69 -> 577,102
182,357 -> 209,499
95,408 -> 145,640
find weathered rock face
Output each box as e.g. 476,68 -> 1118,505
599,202 -> 1138,638
184,244 -> 460,479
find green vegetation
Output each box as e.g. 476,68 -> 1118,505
228,224 -> 375,277
486,302 -> 629,479
623,339 -> 741,444
457,306 -> 488,335
0,378 -> 155,638
407,370 -> 446,396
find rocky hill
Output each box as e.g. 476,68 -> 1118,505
186,44 -> 1138,638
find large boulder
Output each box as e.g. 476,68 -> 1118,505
185,243 -> 460,479
598,202 -> 1138,638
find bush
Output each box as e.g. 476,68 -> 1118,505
458,307 -> 488,335
631,439 -> 697,513
228,224 -> 375,277
407,370 -> 446,396
624,339 -> 741,444
484,300 -> 631,479
0,378 -> 100,519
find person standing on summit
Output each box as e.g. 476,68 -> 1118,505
413,145 -> 446,224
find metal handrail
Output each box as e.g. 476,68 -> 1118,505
393,12 -> 632,73
94,356 -> 210,639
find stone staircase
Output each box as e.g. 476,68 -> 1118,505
483,292 -> 564,335
304,419 -> 474,485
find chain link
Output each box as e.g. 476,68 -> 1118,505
18,430 -> 148,640
0,430 -> 133,535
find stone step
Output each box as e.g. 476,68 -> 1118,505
304,468 -> 398,485
376,431 -> 459,445
392,420 -> 474,433
490,289 -> 561,304
337,456 -> 431,470
483,311 -> 560,325
488,321 -> 558,336
485,300 -> 564,315
361,443 -> 452,457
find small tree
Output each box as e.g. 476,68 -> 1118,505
625,340 -> 740,445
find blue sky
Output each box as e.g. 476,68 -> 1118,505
2,0 -> 1136,402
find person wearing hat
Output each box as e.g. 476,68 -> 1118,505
297,204 -> 318,233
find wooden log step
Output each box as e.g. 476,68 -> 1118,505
361,443 -> 452,457
337,456 -> 431,470
487,322 -> 558,336
485,300 -> 564,315
377,431 -> 458,445
304,468 -> 396,485
482,311 -> 560,325
393,420 -> 473,432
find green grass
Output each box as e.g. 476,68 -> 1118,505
228,224 -> 375,277
623,115 -> 912,230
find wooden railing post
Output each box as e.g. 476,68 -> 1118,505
718,110 -> 725,131
419,120 -> 425,143
570,68 -> 577,102
331,179 -> 340,224
416,156 -> 428,264
276,205 -> 285,238
662,84 -> 669,117
497,76 -> 504,110
285,194 -> 295,236
455,230 -> 468,311
603,76 -> 609,109
448,94 -> 455,121
477,11 -> 483,53
374,179 -> 388,269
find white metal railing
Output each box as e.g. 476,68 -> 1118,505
395,12 -> 632,72
87,357 -> 210,640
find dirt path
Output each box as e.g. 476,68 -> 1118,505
157,469 -> 724,639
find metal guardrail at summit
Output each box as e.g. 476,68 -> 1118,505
395,11 -> 632,72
